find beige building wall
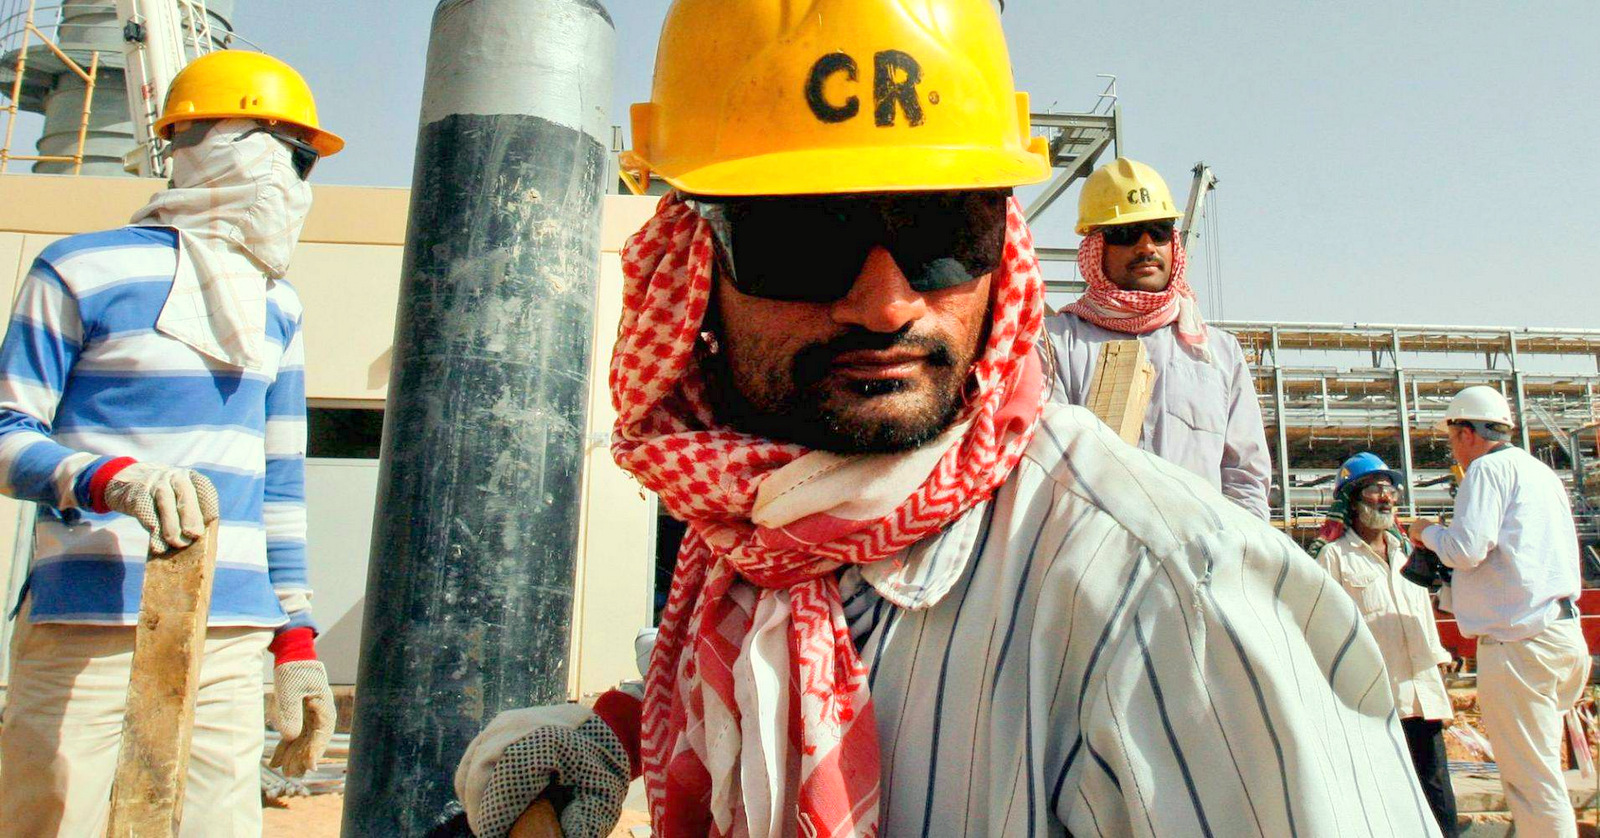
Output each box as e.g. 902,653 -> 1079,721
0,173 -> 659,697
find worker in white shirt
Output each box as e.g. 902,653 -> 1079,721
1045,159 -> 1273,519
1318,453 -> 1458,837
1409,385 -> 1589,838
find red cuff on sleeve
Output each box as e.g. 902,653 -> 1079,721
592,688 -> 643,779
269,627 -> 317,666
89,457 -> 138,513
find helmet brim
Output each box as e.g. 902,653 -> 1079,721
155,113 -> 345,157
649,145 -> 1051,197
1342,469 -> 1405,496
1077,208 -> 1184,237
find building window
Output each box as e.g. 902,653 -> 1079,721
308,408 -> 385,459
654,515 -> 687,624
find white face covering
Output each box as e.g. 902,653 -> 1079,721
130,118 -> 314,369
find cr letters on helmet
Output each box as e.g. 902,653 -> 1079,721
621,0 -> 1050,196
1076,157 -> 1183,235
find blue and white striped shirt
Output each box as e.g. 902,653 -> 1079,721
0,226 -> 312,630
839,404 -> 1438,835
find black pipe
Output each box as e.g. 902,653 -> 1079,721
342,1 -> 614,833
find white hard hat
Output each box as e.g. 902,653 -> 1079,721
1436,385 -> 1515,431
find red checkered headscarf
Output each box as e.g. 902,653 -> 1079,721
1064,229 -> 1212,361
610,193 -> 1047,837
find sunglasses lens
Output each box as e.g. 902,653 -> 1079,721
708,191 -> 1007,303
1100,225 -> 1136,247
714,200 -> 866,303
884,191 -> 1007,292
290,145 -> 319,180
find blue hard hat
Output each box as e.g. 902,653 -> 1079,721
1335,452 -> 1403,496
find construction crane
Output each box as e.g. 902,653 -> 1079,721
1,0 -> 225,176
114,0 -> 189,176
115,0 -> 224,177
1179,162 -> 1216,252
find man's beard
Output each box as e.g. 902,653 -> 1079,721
705,326 -> 976,455
1354,501 -> 1394,532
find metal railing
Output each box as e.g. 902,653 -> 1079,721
0,0 -> 100,174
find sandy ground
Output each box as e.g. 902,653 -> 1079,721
262,795 -> 652,837
262,795 -> 344,838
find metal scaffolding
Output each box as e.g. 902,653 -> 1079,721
1219,320 -> 1600,535
0,0 -> 233,176
0,1 -> 100,174
1024,76 -> 1121,297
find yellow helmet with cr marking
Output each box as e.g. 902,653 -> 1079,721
1076,157 -> 1181,235
622,0 -> 1049,196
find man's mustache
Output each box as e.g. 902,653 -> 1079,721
1129,255 -> 1164,269
792,327 -> 955,388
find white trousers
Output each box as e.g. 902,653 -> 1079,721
0,604 -> 271,838
1477,618 -> 1591,838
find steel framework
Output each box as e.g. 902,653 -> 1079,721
0,1 -> 99,174
1219,320 -> 1600,534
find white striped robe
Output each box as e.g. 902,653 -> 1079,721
839,404 -> 1439,836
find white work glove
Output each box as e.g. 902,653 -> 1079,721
455,704 -> 631,838
101,463 -> 219,554
270,660 -> 337,776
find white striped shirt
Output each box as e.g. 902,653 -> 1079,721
838,403 -> 1439,835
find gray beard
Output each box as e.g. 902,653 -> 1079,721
1355,503 -> 1394,532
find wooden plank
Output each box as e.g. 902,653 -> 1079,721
509,799 -> 563,838
106,520 -> 220,838
1086,340 -> 1156,445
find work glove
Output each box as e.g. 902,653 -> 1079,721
455,704 -> 631,838
101,463 -> 219,554
270,659 -> 337,776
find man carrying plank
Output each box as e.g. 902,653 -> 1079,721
0,52 -> 338,836
451,1 -> 1438,835
1045,158 -> 1273,519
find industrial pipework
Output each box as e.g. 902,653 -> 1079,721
0,0 -> 232,175
341,0 -> 614,834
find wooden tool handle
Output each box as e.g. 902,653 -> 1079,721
509,799 -> 563,838
106,521 -> 220,837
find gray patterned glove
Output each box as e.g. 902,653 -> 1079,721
456,705 -> 631,838
102,463 -> 219,554
270,660 -> 336,776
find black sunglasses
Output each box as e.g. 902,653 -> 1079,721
690,190 -> 1009,304
236,126 -> 320,181
1100,219 -> 1176,247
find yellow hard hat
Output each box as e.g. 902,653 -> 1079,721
155,51 -> 344,156
1076,157 -> 1181,235
621,0 -> 1051,197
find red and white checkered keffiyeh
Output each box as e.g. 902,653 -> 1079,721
1064,229 -> 1212,361
610,194 -> 1047,837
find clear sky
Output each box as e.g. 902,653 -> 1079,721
220,2 -> 1598,330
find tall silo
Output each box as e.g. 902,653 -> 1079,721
0,0 -> 234,175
